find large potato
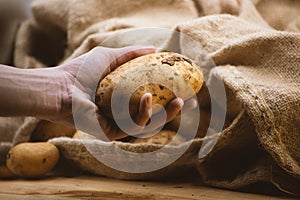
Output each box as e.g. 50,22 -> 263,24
6,142 -> 59,178
96,52 -> 204,120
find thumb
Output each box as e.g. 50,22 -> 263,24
108,46 -> 156,71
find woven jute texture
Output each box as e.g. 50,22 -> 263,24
1,0 -> 299,195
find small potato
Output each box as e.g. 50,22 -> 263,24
31,121 -> 76,141
0,164 -> 15,179
131,130 -> 186,145
6,142 -> 60,178
96,52 -> 204,120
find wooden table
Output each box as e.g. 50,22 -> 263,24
0,175 -> 296,200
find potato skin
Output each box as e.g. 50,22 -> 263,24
6,142 -> 59,178
131,130 -> 186,145
0,164 -> 15,179
72,130 -> 96,139
96,52 -> 204,120
31,121 -> 76,142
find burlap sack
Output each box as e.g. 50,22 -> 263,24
49,137 -> 203,180
254,0 -> 300,31
178,13 -> 299,194
1,0 -> 299,196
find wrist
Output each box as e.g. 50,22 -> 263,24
28,67 -> 73,123
30,67 -> 64,121
0,65 -> 64,121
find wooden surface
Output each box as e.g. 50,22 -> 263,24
0,175 -> 296,200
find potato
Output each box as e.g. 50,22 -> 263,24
73,130 -> 96,139
0,164 -> 15,179
96,52 -> 204,120
131,130 -> 186,145
6,142 -> 59,178
31,121 -> 76,141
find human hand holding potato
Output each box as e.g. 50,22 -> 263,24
56,47 -> 197,141
95,52 -> 203,140
0,46 -> 198,141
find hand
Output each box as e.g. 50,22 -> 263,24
54,46 -> 197,141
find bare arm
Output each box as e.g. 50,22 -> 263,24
0,65 -> 62,119
0,46 -> 195,140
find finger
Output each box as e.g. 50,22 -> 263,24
164,98 -> 184,123
140,98 -> 183,133
71,98 -> 109,141
109,46 -> 155,71
181,97 -> 198,114
139,110 -> 167,134
112,93 -> 152,137
64,46 -> 155,82
97,110 -> 128,141
97,93 -> 152,140
134,93 -> 152,126
72,91 -> 125,142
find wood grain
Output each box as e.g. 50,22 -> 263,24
0,176 -> 296,200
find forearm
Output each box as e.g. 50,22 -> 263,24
0,65 -> 62,119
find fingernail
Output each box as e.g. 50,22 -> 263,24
145,93 -> 152,107
177,98 -> 184,109
148,108 -> 153,117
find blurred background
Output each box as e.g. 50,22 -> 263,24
0,0 -> 33,64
